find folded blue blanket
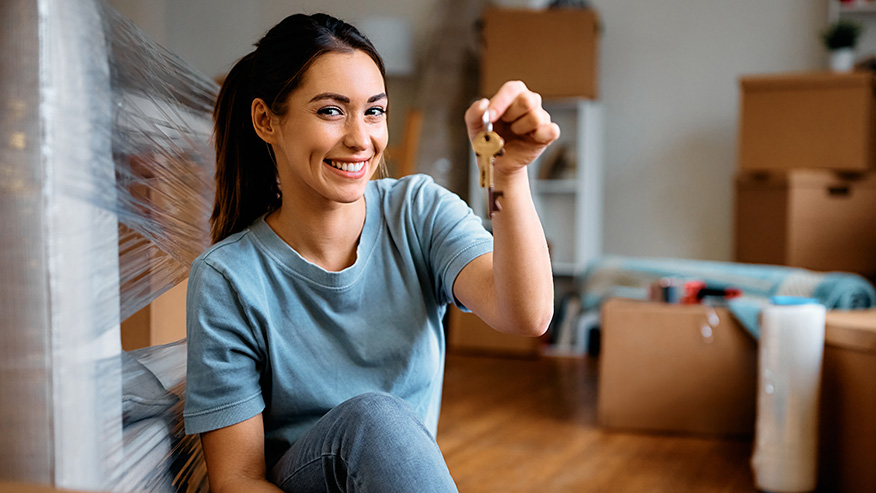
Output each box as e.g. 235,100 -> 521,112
580,256 -> 876,339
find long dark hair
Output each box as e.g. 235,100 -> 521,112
211,13 -> 385,244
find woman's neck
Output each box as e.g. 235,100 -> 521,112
266,195 -> 366,272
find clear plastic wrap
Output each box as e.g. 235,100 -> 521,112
1,0 -> 215,490
108,4 -> 216,321
752,300 -> 826,493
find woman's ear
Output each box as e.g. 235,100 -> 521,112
251,98 -> 277,144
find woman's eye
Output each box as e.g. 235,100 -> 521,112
317,106 -> 343,117
366,107 -> 386,117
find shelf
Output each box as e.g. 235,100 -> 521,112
468,99 -> 602,281
838,2 -> 876,14
830,0 -> 876,20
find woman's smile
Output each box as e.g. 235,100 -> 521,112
324,158 -> 370,178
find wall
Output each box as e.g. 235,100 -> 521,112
112,0 -> 439,79
109,0 -> 833,262
588,0 -> 830,260
109,0 -> 167,45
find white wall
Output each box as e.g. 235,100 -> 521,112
112,0 -> 440,79
109,0 -> 833,262
589,0 -> 830,260
109,0 -> 167,45
109,0 -> 437,158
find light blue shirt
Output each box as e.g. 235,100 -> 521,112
184,174 -> 494,469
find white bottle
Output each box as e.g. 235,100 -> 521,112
751,296 -> 825,493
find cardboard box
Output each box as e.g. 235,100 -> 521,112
0,483 -> 91,493
738,72 -> 876,172
447,305 -> 540,357
121,279 -> 188,350
480,8 -> 600,99
597,299 -> 757,436
734,169 -> 876,280
818,309 -> 876,493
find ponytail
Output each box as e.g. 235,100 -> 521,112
210,53 -> 281,244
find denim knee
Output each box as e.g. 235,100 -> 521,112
335,392 -> 430,444
271,392 -> 457,492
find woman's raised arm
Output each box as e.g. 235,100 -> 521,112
453,80 -> 560,337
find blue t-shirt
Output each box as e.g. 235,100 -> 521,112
183,174 -> 493,469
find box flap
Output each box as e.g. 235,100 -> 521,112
736,170 -> 876,190
825,309 -> 876,352
741,71 -> 875,92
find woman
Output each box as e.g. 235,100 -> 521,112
184,12 -> 558,493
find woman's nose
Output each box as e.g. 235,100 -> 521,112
343,117 -> 368,150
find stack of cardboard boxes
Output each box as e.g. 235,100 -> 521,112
735,72 -> 876,491
735,71 -> 876,281
598,72 -> 876,492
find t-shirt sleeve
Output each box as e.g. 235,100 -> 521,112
410,176 -> 494,309
183,257 -> 265,435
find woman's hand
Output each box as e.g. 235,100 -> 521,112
464,80 -> 561,175
455,80 -> 556,337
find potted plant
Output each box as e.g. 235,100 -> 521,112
822,20 -> 862,72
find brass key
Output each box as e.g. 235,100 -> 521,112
472,110 -> 505,217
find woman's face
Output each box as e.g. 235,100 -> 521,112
270,49 -> 388,207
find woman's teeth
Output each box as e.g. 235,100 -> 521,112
326,160 -> 366,172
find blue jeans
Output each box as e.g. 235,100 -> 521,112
269,392 -> 458,492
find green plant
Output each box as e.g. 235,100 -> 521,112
822,21 -> 862,50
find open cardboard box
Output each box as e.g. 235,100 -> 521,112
597,299 -> 758,436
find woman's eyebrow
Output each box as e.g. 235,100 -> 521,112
308,92 -> 387,104
368,93 -> 387,103
309,93 -> 350,104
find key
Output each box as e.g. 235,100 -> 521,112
472,110 -> 505,217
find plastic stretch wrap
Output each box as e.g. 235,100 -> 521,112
752,300 -> 826,493
1,0 -> 215,490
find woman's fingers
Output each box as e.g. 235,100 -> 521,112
485,80 -> 530,125
530,121 -> 561,145
465,81 -> 560,166
507,106 -> 551,137
499,89 -> 542,128
464,98 -> 491,140
487,81 -> 557,144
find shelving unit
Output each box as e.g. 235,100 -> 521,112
468,98 -> 603,278
828,0 -> 876,59
829,0 -> 876,19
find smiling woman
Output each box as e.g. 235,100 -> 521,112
252,51 -> 389,226
184,12 -> 559,493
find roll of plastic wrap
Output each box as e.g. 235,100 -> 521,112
751,297 -> 826,493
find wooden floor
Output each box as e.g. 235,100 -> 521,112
436,353 -> 756,493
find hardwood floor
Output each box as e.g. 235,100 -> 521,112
437,353 -> 755,493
